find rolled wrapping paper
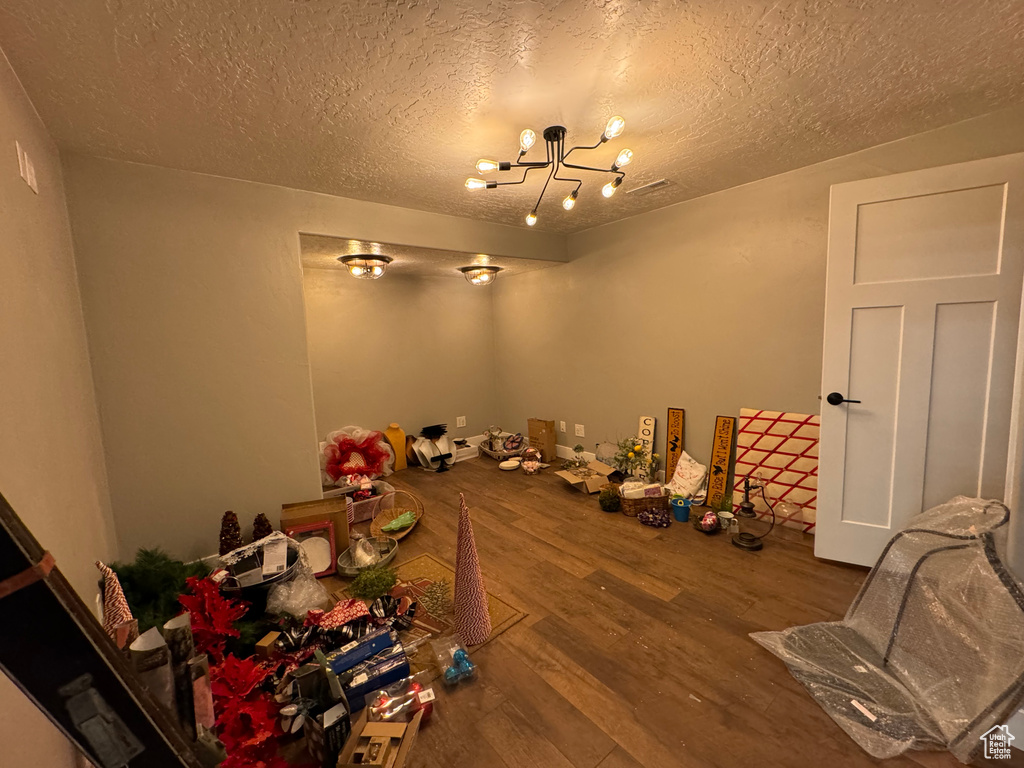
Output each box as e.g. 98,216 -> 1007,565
130,627 -> 177,716
163,613 -> 197,740
189,654 -> 216,734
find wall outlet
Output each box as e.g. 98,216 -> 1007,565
574,424 -> 585,437
559,420 -> 566,433
456,416 -> 466,428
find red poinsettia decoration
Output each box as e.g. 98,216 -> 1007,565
210,653 -> 274,700
324,431 -> 391,481
179,576 -> 248,663
209,653 -> 288,768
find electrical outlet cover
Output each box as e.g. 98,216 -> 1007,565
456,416 -> 466,428
560,421 -> 566,432
574,424 -> 585,437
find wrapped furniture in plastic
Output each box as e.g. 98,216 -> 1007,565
752,496 -> 1024,763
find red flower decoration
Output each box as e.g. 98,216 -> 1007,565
210,654 -> 274,700
324,431 -> 391,481
179,577 -> 248,663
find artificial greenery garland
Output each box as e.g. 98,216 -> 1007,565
110,548 -> 208,633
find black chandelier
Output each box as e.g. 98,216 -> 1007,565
465,116 -> 632,227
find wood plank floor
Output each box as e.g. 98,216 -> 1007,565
371,458 -> 1008,768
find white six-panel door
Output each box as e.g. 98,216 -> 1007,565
816,153 -> 1024,566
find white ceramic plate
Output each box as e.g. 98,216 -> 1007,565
300,536 -> 333,574
499,460 -> 520,470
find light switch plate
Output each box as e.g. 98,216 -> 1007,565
456,416 -> 466,428
25,154 -> 38,194
574,424 -> 585,437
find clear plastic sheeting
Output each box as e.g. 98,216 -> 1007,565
752,496 -> 1024,763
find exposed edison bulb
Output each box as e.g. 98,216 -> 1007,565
476,159 -> 500,173
603,115 -> 626,140
562,190 -> 578,210
465,177 -> 488,191
370,266 -> 384,278
614,148 -> 633,169
349,265 -> 366,277
520,129 -> 536,152
525,211 -> 538,226
602,178 -> 622,198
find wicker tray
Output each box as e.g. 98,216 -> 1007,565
479,443 -> 527,461
619,488 -> 671,518
369,489 -> 425,541
336,536 -> 399,577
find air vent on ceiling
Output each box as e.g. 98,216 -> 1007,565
626,178 -> 673,197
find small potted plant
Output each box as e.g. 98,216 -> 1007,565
561,443 -> 589,470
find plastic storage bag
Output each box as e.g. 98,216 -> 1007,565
266,557 -> 331,618
752,497 -> 1024,763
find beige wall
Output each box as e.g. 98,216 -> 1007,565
62,155 -> 564,561
0,51 -> 117,768
493,106 -> 1024,472
304,269 -> 497,443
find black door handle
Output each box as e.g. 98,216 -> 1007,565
825,392 -> 861,406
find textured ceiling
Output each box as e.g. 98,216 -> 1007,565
300,234 -> 560,278
2,1 -> 1023,233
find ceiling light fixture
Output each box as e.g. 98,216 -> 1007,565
338,254 -> 392,279
459,265 -> 503,286
466,116 -> 632,227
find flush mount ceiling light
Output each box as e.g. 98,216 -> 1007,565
459,265 -> 503,286
337,254 -> 392,279
466,117 -> 632,227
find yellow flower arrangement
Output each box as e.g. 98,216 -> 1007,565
613,436 -> 659,479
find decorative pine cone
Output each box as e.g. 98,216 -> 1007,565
219,510 -> 243,555
251,513 -> 274,542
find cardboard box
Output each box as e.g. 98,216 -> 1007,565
555,461 -> 617,494
304,698 -> 351,768
255,631 -> 280,659
280,497 -> 350,552
527,418 -> 557,462
338,709 -> 422,768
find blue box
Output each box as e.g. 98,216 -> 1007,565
324,627 -> 394,676
343,643 -> 410,711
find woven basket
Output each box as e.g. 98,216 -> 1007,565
479,443 -> 527,461
619,488 -> 671,518
369,489 -> 425,541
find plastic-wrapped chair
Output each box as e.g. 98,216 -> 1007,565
753,496 -> 1024,763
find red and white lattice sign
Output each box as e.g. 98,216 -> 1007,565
732,409 -> 819,533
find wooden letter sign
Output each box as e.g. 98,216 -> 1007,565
665,408 -> 685,481
706,415 -> 736,508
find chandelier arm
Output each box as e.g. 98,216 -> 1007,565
561,160 -> 621,175
532,162 -> 557,212
493,164 -> 551,186
562,139 -> 604,163
510,160 -> 551,168
553,136 -> 584,196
